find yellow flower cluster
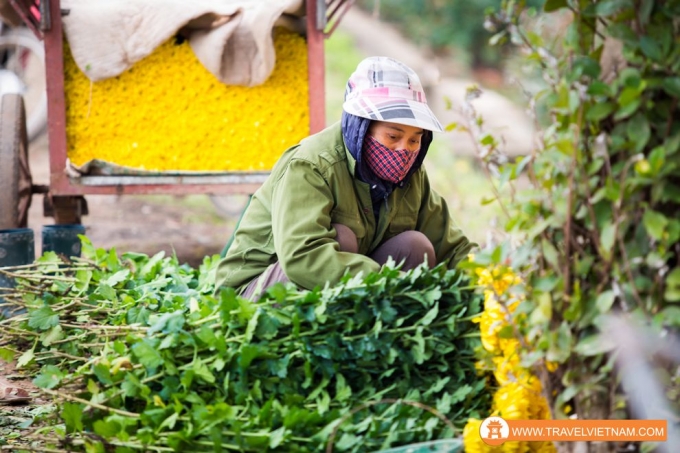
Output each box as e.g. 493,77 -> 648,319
64,28 -> 309,171
464,264 -> 556,453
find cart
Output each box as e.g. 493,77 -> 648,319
0,0 -> 353,228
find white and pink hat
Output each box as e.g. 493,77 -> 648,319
342,56 -> 444,132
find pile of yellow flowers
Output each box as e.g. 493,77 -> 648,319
64,28 -> 309,172
463,264 -> 556,453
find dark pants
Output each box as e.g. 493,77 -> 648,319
242,224 -> 436,300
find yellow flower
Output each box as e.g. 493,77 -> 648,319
529,441 -> 558,453
476,266 -> 522,295
492,355 -> 529,387
545,361 -> 558,372
493,382 -> 532,420
64,28 -> 309,171
463,419 -> 500,453
500,440 -> 528,453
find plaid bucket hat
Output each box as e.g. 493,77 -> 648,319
342,56 -> 444,132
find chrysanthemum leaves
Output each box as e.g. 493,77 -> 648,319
1,250 -> 487,451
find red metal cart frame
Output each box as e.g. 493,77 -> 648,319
5,0 -> 353,223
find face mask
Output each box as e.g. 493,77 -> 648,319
363,135 -> 419,183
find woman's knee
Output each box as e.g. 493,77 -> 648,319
332,223 -> 359,254
400,231 -> 436,267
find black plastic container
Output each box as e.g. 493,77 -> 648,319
0,228 -> 35,317
42,224 -> 86,259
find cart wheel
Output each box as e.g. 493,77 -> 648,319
0,27 -> 48,142
0,93 -> 32,229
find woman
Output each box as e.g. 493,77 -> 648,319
216,56 -> 475,300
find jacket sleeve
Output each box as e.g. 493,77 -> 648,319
416,170 -> 477,268
270,158 -> 381,290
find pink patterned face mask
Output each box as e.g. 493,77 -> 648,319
363,135 -> 419,183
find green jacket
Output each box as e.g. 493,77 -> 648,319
216,122 -> 474,291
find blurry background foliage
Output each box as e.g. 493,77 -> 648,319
355,0 -> 544,70
462,0 -> 680,452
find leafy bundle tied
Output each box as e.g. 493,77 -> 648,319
0,239 -> 490,452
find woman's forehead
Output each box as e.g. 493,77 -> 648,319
369,121 -> 424,135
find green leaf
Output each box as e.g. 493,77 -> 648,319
244,308 -> 261,343
627,114 -> 651,153
639,0 -> 653,25
74,269 -> 92,292
28,306 -> 60,331
574,334 -> 616,356
158,412 -> 179,431
192,359 -> 215,384
596,290 -> 616,312
16,349 -> 34,368
587,81 -> 612,97
587,102 -> 615,122
642,210 -> 668,240
334,373 -> 352,402
530,292 -> 553,324
93,363 -> 113,385
547,322 -> 573,363
667,267 -> 680,287
102,269 -> 130,287
662,77 -> 680,98
608,23 -> 637,45
594,0 -> 632,16
480,134 -> 496,147
573,56 -> 601,79
541,239 -> 559,269
620,68 -> 642,88
419,304 -> 439,326
33,365 -> 66,389
665,267 -> 680,302
93,419 -> 121,437
239,344 -> 262,370
600,222 -> 616,256
614,99 -> 641,120
62,402 -> 84,433
147,311 -> 185,335
269,426 -> 287,449
451,384 -> 473,403
0,347 -> 14,362
40,325 -> 64,347
648,146 -> 666,174
336,433 -> 361,450
639,36 -> 662,61
131,339 -> 164,370
498,325 -> 514,339
255,313 -> 280,340
544,0 -> 567,12
665,289 -> 680,303
127,306 -> 150,325
660,306 -> 680,325
98,283 -> 116,301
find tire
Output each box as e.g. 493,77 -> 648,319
0,93 -> 32,229
0,27 -> 47,142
